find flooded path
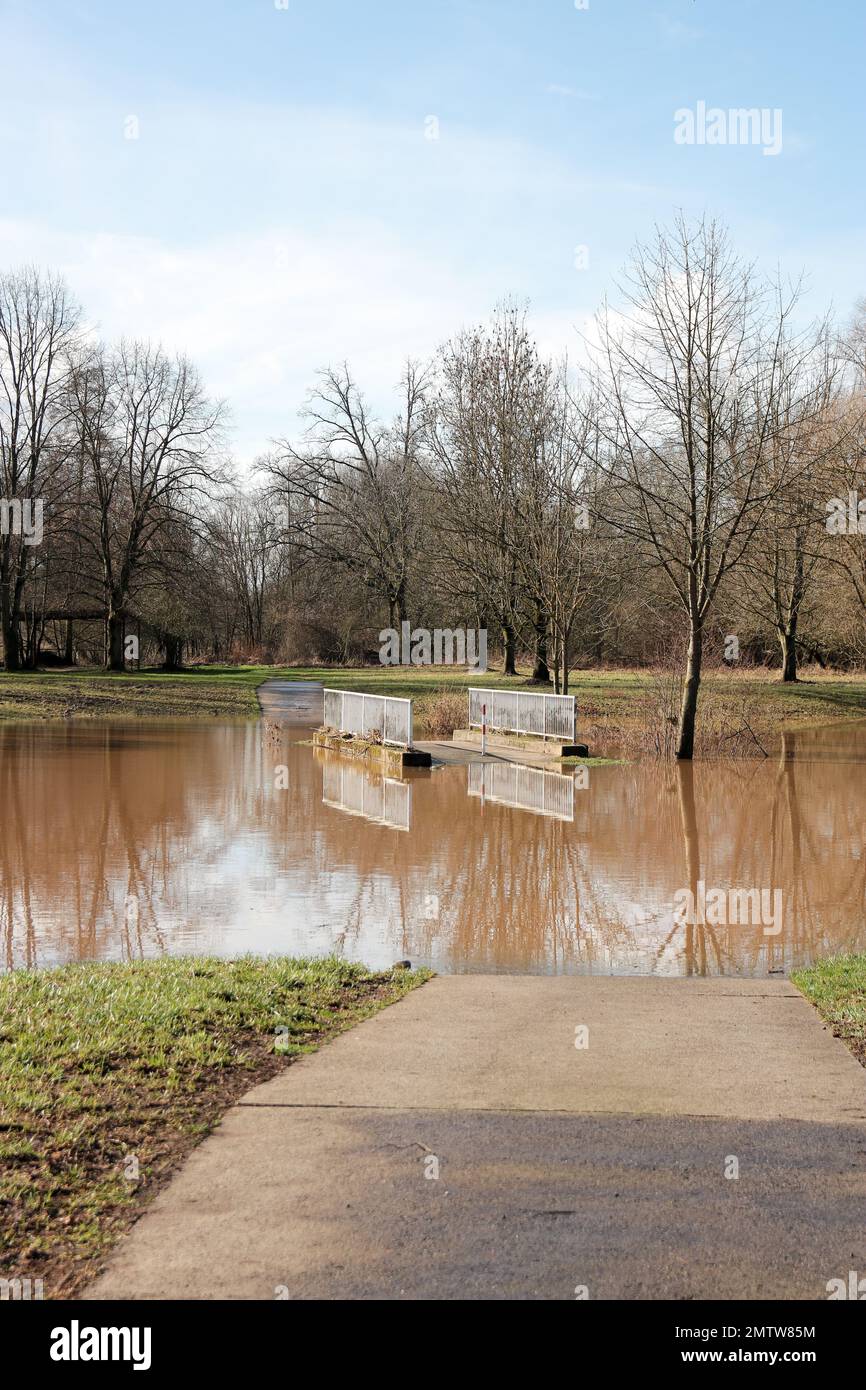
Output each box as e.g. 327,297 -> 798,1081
1,706 -> 864,975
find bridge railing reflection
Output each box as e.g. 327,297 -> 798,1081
467,761 -> 574,822
321,758 -> 411,831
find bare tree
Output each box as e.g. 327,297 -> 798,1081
0,268 -> 81,669
68,341 -> 226,669
815,308 -> 866,646
427,304 -> 551,674
265,363 -> 427,633
518,372 -> 604,692
591,215 -> 824,757
6,247 -> 866,691
736,326 -> 846,681
206,489 -> 283,655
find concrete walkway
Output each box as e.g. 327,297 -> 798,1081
86,977 -> 866,1301
256,678 -> 323,724
414,739 -> 503,765
415,738 -> 570,767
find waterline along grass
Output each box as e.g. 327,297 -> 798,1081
792,955 -> 866,1068
2,664 -> 866,751
0,955 -> 430,1299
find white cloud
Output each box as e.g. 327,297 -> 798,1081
656,11 -> 705,47
0,91 -> 652,467
0,215 -> 583,468
545,84 -> 599,101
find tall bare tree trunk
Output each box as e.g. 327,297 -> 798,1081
162,634 -> 184,671
676,618 -> 702,761
1,608 -> 20,671
777,543 -> 804,682
501,623 -> 517,676
779,626 -> 798,683
1,540 -> 21,670
388,581 -> 407,631
531,606 -> 551,682
106,605 -> 125,672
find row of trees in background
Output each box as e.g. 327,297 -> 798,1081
2,216 -> 866,757
0,269 -> 226,672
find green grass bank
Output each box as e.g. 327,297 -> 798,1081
0,955 -> 429,1299
2,663 -> 866,754
793,955 -> 866,1070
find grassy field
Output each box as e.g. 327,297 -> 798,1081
0,666 -> 260,721
2,663 -> 866,751
0,955 -> 429,1299
0,662 -> 547,721
793,955 -> 866,1070
1,658 -> 866,750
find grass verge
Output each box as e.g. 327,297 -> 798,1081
0,955 -> 430,1299
792,955 -> 866,1068
2,664 -> 866,752
0,668 -> 262,721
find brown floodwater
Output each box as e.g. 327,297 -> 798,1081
1,693 -> 864,975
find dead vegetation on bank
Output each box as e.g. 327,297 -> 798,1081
2,663 -> 866,758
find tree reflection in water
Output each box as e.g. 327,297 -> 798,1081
1,719 -> 864,974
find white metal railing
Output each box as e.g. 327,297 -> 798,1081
468,688 -> 575,742
322,760 -> 411,831
468,763 -> 575,822
322,688 -> 413,748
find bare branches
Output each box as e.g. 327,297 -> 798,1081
4,228 -> 866,704
263,361 -> 429,627
65,340 -> 226,668
0,267 -> 82,669
586,215 -> 839,755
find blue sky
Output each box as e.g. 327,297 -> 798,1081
1,0 -> 864,463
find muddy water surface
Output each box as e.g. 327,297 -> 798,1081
1,705 -> 864,974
